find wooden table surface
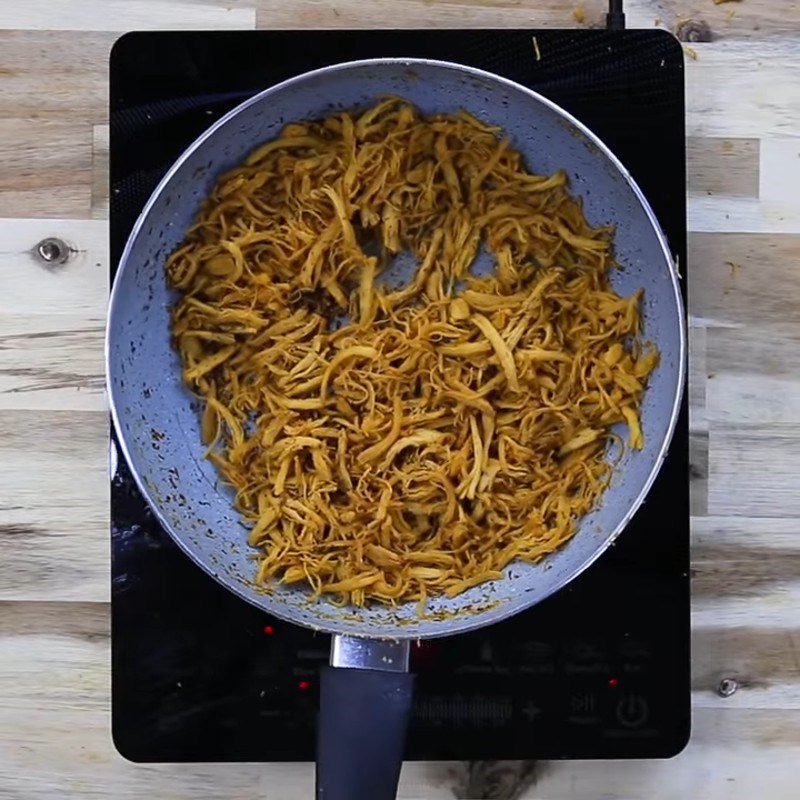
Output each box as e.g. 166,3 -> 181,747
1,1 -> 799,798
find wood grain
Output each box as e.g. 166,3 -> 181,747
688,327 -> 708,515
690,431 -> 709,517
760,138 -> 800,204
689,232 -> 800,326
0,315 -> 105,411
688,195 -> 800,235
708,425 -> 800,517
688,139 -> 800,234
688,326 -> 707,430
0,410 -> 107,602
256,0 -> 609,29
91,125 -> 109,220
0,120 -> 92,218
627,0 -> 800,41
692,517 -> 800,600
707,325 -> 800,425
0,218 -> 108,318
691,516 -> 800,634
0,30 -> 115,123
684,41 -> 800,139
687,137 -> 760,198
693,626 -> 800,709
0,218 -> 107,414
255,0 -> 800,41
0,0 -> 256,31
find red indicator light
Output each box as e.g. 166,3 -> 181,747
298,680 -> 311,691
608,677 -> 619,688
263,625 -> 275,635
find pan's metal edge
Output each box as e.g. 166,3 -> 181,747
106,57 -> 687,640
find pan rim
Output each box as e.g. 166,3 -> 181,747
106,56 -> 687,640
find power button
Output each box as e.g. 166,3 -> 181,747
615,693 -> 649,728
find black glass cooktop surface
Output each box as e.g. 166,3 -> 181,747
110,29 -> 689,762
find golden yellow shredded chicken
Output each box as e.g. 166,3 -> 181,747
166,98 -> 659,607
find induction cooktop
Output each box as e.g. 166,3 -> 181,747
110,28 -> 690,762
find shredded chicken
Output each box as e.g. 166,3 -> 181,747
166,98 -> 658,606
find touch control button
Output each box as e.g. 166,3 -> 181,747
615,693 -> 649,728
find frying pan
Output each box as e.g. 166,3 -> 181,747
107,59 -> 685,799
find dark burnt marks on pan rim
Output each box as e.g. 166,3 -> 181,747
558,115 -> 601,157
229,560 -> 510,628
166,465 -> 180,490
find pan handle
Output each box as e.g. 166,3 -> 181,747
316,635 -> 414,800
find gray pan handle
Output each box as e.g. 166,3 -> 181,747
316,636 -> 414,800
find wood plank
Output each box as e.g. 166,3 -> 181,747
687,137 -> 760,198
2,28 -> 792,137
692,626 -> 800,710
0,120 -> 92,219
0,411 -> 107,602
0,218 -> 107,414
0,0 -> 256,31
0,220 -> 108,410
707,325 -> 800,379
707,373 -> 800,428
91,125 -> 109,220
256,0 -> 608,29
760,137 -> 800,204
688,195 -> 800,235
688,325 -> 707,431
0,0 -> 792,40
706,324 -> 800,425
535,711 -> 800,798
626,0 -> 800,41
692,504 -> 800,673
0,315 -> 105,411
690,430 -> 709,516
690,140 -> 800,233
708,424 -> 800,517
685,41 -> 800,138
691,516 -> 800,634
688,327 -> 708,515
688,232 -> 800,326
0,218 -> 107,317
692,517 -> 800,599
255,0 -> 800,41
694,581 -> 800,631
0,30 -> 115,123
